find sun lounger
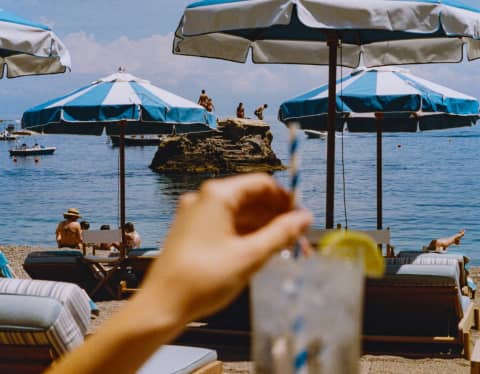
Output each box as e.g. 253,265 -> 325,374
0,286 -> 223,374
363,263 -> 479,358
138,345 -> 222,374
0,294 -> 84,373
471,340 -> 480,374
23,250 -> 118,300
0,278 -> 92,335
0,276 -> 93,374
396,251 -> 475,297
1,249 -> 99,316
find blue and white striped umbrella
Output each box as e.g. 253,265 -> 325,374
0,9 -> 70,78
281,67 -> 479,230
174,0 -> 480,67
22,70 -> 216,135
279,67 -> 479,132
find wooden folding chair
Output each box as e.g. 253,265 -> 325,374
82,255 -> 123,299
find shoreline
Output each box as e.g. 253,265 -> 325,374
2,244 -> 479,373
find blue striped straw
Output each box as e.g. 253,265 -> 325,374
288,122 -> 302,258
289,122 -> 300,206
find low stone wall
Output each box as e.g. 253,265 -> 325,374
149,118 -> 285,174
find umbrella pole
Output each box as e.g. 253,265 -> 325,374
326,32 -> 339,229
119,120 -> 127,258
375,113 -> 383,230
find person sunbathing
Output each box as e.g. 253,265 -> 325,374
424,229 -> 465,252
111,222 -> 142,255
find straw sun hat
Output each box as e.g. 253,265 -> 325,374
63,208 -> 81,219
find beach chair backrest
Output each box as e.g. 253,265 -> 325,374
362,262 -> 477,356
82,229 -> 122,245
306,228 -> 391,246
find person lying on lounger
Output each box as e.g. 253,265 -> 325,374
424,229 -> 465,252
47,173 -> 312,374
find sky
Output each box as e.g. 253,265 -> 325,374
1,0 -> 480,122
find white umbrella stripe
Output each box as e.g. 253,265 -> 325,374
103,82 -> 142,106
375,72 -> 419,96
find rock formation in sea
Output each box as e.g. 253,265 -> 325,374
149,118 -> 285,173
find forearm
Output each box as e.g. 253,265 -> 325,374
47,291 -> 187,374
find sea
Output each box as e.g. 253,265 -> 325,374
0,124 -> 479,264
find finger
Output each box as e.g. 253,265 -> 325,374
239,209 -> 313,271
199,173 -> 291,212
178,192 -> 199,209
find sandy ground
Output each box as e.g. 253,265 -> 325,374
2,244 -> 479,373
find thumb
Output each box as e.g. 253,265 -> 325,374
240,209 -> 313,271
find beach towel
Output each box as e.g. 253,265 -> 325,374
0,251 -> 14,278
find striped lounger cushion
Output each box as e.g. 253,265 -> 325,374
387,254 -> 469,289
0,294 -> 84,355
0,278 -> 91,336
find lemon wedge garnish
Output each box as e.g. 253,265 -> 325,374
318,231 -> 385,278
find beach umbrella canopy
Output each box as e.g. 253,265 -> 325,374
22,69 -> 216,135
22,69 -> 217,255
279,67 -> 480,132
0,8 -> 70,78
279,66 -> 479,229
173,0 -> 480,228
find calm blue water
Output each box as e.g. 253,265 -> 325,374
1,125 -> 479,264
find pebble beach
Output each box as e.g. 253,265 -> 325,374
3,244 -> 480,373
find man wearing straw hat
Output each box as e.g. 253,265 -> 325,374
55,208 -> 83,249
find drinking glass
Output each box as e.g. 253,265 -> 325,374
251,251 -> 364,373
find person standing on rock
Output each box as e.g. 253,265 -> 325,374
198,89 -> 208,109
206,97 -> 215,112
254,104 -> 268,120
236,102 -> 245,118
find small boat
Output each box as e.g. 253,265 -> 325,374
0,130 -> 19,141
11,129 -> 40,136
304,130 -> 327,139
110,134 -> 164,146
9,143 -> 56,156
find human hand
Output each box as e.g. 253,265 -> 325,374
141,173 -> 313,324
46,174 -> 312,374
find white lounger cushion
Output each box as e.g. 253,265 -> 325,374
0,294 -> 84,355
138,345 -> 217,374
0,278 -> 91,335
